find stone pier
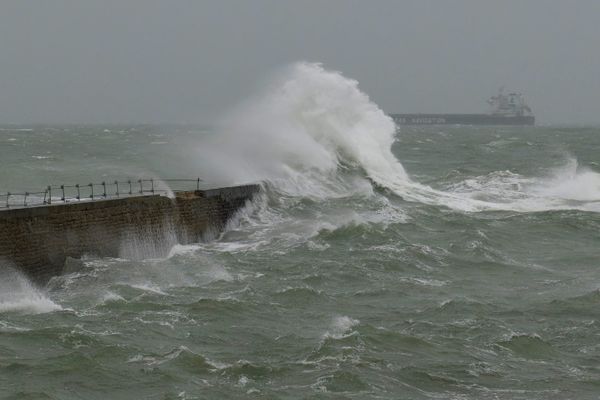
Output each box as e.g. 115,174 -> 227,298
0,185 -> 259,283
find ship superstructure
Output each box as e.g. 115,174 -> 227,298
487,88 -> 533,117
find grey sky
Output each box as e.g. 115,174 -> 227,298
1,0 -> 599,124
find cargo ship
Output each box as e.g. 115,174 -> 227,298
391,88 -> 535,126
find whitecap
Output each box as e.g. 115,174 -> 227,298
129,283 -> 169,296
323,315 -> 360,339
167,244 -> 201,258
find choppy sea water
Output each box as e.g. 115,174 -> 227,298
1,64 -> 600,399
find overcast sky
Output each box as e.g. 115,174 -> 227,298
1,0 -> 599,124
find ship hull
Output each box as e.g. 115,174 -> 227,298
391,114 -> 535,126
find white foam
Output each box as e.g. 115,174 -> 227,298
444,158 -> 600,212
529,158 -> 600,202
0,320 -> 30,332
129,283 -> 169,295
324,315 -> 360,339
202,62 -> 600,214
100,291 -> 125,304
0,267 -> 62,314
167,244 -> 201,258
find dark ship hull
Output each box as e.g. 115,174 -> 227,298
391,114 -> 535,126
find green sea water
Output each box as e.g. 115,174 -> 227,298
1,65 -> 600,399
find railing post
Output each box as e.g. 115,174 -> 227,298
115,180 -> 119,197
138,179 -> 143,194
61,185 -> 65,202
197,177 -> 200,190
24,192 -> 28,207
102,181 -> 107,198
47,186 -> 52,205
6,192 -> 10,208
76,184 -> 80,200
128,180 -> 132,195
89,183 -> 94,200
150,179 -> 154,194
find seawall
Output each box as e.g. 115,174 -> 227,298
0,185 -> 259,283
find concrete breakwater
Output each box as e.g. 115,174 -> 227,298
0,185 -> 259,283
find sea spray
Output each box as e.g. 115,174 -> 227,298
0,265 -> 62,314
197,62 -> 408,198
528,157 -> 600,202
446,157 -> 600,212
198,62 -> 600,213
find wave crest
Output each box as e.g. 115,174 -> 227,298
199,61 -> 600,213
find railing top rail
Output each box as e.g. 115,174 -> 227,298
1,177 -> 204,209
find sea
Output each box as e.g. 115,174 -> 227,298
1,63 -> 600,399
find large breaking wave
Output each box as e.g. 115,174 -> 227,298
199,62 -> 600,213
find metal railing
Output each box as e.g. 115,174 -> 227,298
0,177 -> 203,209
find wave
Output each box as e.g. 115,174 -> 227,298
197,62 -> 406,199
0,266 -> 62,314
197,61 -> 600,214
323,315 -> 360,340
127,345 -> 217,371
446,158 -> 600,212
496,333 -> 558,360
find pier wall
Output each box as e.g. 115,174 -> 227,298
0,185 -> 259,282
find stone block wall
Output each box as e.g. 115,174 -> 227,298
0,185 -> 259,283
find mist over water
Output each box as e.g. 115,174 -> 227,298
1,64 -> 600,398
